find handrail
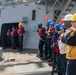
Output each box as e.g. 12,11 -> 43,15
55,0 -> 71,24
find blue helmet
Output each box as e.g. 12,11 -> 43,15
60,24 -> 67,29
38,22 -> 42,27
12,26 -> 15,29
50,22 -> 54,27
55,24 -> 60,29
47,20 -> 51,24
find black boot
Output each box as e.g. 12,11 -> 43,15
48,62 -> 53,66
36,54 -> 40,57
38,55 -> 43,58
40,56 -> 48,60
58,72 -> 62,75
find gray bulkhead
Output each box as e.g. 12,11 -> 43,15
0,2 -> 76,49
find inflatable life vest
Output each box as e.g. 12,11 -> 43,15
46,28 -> 55,39
38,27 -> 45,37
11,30 -> 16,36
66,28 -> 76,59
18,26 -> 24,35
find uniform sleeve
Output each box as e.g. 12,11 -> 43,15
66,33 -> 76,46
49,32 -> 53,36
49,29 -> 55,36
42,28 -> 46,34
52,33 -> 56,43
52,31 -> 58,43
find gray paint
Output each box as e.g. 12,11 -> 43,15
70,4 -> 76,14
0,2 -> 68,49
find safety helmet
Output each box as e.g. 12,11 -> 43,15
59,18 -> 64,25
38,22 -> 42,27
71,13 -> 76,21
50,22 -> 54,27
12,26 -> 15,29
64,14 -> 73,21
60,24 -> 66,29
47,20 -> 51,24
55,24 -> 60,29
18,22 -> 22,27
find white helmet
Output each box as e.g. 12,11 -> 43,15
64,14 -> 73,21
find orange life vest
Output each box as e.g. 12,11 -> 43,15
46,28 -> 55,39
11,30 -> 16,36
38,27 -> 45,37
18,26 -> 24,35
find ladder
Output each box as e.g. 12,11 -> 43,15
55,0 -> 76,24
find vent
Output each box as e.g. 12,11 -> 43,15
22,17 -> 28,23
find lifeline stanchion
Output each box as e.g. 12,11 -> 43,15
51,47 -> 55,75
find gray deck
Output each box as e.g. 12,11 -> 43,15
0,48 -> 57,75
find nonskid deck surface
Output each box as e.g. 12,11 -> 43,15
0,48 -> 57,75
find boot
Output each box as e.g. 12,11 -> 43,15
36,54 -> 40,57
40,56 -> 48,60
48,59 -> 53,62
48,62 -> 53,66
58,72 -> 62,75
38,55 -> 43,58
